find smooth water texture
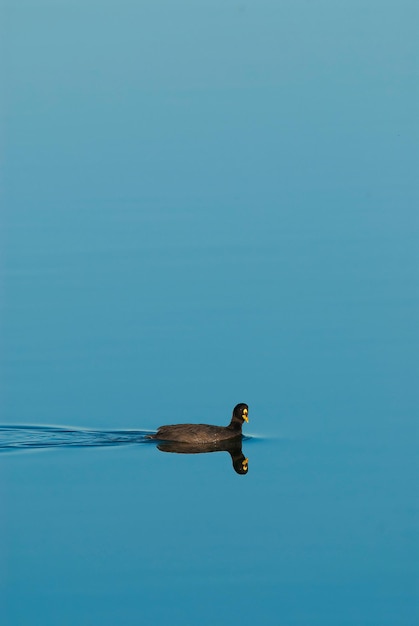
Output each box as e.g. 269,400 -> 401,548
1,1 -> 418,625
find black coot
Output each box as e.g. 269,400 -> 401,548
149,403 -> 249,444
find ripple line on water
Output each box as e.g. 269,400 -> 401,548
0,425 -> 154,452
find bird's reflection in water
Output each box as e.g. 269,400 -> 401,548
156,439 -> 249,475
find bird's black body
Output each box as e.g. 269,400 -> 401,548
149,403 -> 249,444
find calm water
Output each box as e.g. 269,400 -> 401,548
1,1 -> 418,624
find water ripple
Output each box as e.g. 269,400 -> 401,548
0,425 -> 154,452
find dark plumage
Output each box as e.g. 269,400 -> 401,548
149,403 -> 249,444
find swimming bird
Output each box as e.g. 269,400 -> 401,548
149,403 -> 249,444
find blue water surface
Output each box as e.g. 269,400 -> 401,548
1,1 -> 418,625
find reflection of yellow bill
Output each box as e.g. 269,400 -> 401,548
242,458 -> 249,471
